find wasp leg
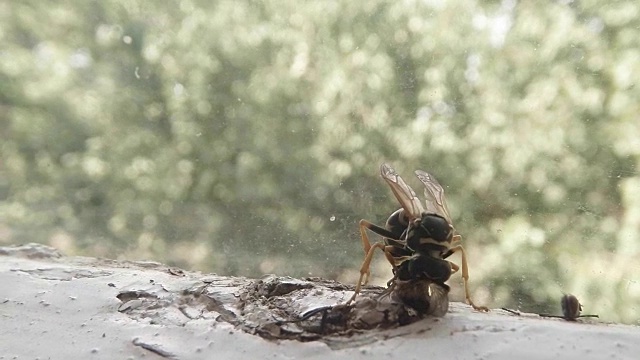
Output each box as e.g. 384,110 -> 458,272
448,245 -> 489,312
450,261 -> 459,274
377,271 -> 401,300
451,234 -> 462,245
346,242 -> 397,305
445,236 -> 463,275
359,219 -> 399,285
358,220 -> 375,285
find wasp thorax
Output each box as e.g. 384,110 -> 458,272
414,215 -> 452,242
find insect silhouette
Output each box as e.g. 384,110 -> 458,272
346,163 -> 488,312
539,294 -> 598,321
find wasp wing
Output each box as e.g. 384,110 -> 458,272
414,170 -> 453,224
380,163 -> 424,220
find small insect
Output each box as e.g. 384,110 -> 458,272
346,163 -> 488,313
539,294 -> 599,321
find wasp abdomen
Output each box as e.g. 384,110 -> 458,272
385,208 -> 410,238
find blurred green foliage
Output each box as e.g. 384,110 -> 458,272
1,0 -> 639,323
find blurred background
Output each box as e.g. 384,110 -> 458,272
1,0 -> 639,324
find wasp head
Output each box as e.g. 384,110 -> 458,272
399,253 -> 452,283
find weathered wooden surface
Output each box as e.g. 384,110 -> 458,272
1,243 -> 639,360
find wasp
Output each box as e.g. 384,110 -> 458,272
539,294 -> 599,321
346,163 -> 488,312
